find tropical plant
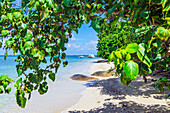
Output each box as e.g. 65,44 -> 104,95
97,22 -> 153,59
0,0 -> 169,108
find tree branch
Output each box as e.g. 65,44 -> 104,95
153,51 -> 169,64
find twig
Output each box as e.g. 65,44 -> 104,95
149,20 -> 155,31
10,76 -> 19,83
153,52 -> 169,64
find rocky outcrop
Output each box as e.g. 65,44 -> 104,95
70,74 -> 99,81
91,71 -> 115,77
87,54 -> 95,58
94,59 -> 108,63
75,54 -> 95,58
75,56 -> 85,58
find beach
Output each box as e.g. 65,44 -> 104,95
0,56 -> 98,113
0,57 -> 169,113
65,61 -> 170,113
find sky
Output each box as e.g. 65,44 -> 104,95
0,23 -> 99,55
65,23 -> 98,55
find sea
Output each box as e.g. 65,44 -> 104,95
0,55 -> 99,113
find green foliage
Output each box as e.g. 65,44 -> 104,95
0,75 -> 12,94
48,72 -> 55,82
96,0 -> 170,98
157,27 -> 170,41
153,77 -> 170,93
0,0 -> 169,108
91,20 -> 101,33
123,61 -> 139,80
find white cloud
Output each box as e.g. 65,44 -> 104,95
66,44 -> 80,48
72,44 -> 80,48
71,37 -> 76,41
67,44 -> 71,48
85,40 -> 98,46
90,40 -> 98,44
82,40 -> 98,51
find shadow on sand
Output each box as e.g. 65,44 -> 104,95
69,77 -> 169,113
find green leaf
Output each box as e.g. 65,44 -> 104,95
13,12 -> 22,19
34,1 -> 40,10
137,43 -> 152,67
38,82 -> 48,95
5,40 -> 14,48
40,8 -> 49,22
161,0 -> 167,8
140,9 -> 150,19
1,15 -> 7,21
163,4 -> 170,11
91,20 -> 101,33
126,53 -> 131,60
61,53 -> 66,59
45,47 -> 52,55
17,67 -> 22,76
165,17 -> 170,25
24,30 -> 32,41
120,73 -> 131,86
97,4 -> 102,9
64,0 -> 72,6
39,0 -> 45,3
4,51 -> 8,60
39,50 -> 45,60
63,61 -> 68,67
134,0 -> 140,4
46,0 -> 53,8
32,49 -> 39,57
74,28 -> 78,34
0,86 -> 3,94
3,82 -> 8,88
22,0 -> 30,7
125,43 -> 139,53
1,30 -> 9,36
115,51 -> 122,59
7,13 -> 13,21
0,75 -> 9,81
6,87 -> 11,94
24,41 -> 34,48
21,23 -> 27,29
48,72 -> 55,82
108,51 -> 114,63
157,27 -> 170,41
123,60 -> 139,80
16,78 -> 22,86
28,73 -> 43,84
0,42 -> 2,48
107,6 -> 116,15
57,38 -> 61,45
15,90 -> 27,108
161,77 -> 167,81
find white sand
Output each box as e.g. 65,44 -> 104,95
65,61 -> 170,112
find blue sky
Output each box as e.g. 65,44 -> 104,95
0,23 -> 98,55
65,23 -> 98,55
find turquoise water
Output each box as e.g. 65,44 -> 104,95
0,55 -> 98,113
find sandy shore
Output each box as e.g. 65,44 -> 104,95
64,61 -> 170,113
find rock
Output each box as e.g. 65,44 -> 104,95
75,56 -> 85,58
91,71 -> 115,77
87,54 -> 95,58
70,74 -> 99,81
94,59 -> 108,63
